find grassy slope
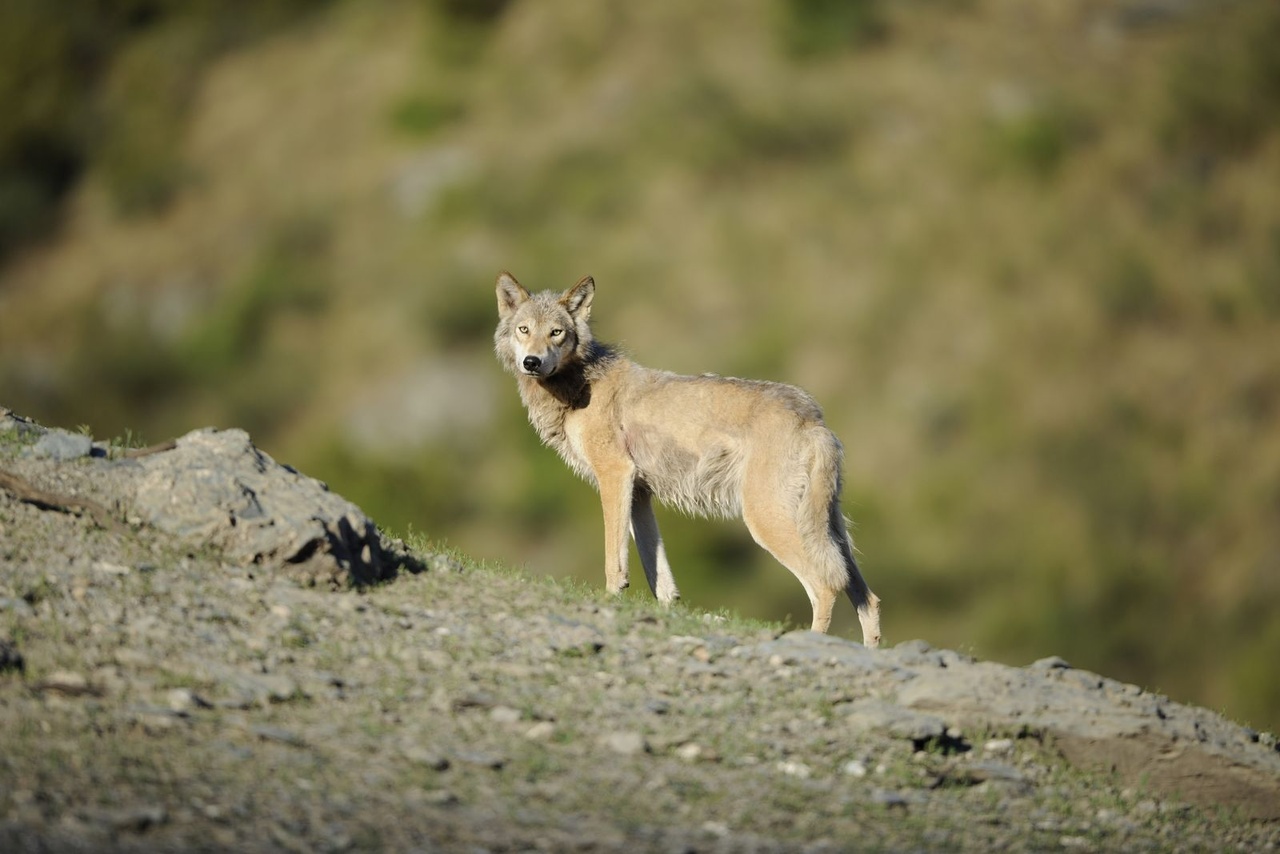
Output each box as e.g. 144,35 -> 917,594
1,0 -> 1278,729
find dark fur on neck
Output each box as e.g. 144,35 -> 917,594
516,340 -> 619,475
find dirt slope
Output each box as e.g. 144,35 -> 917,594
2,408 -> 1278,852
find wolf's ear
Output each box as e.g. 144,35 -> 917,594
562,275 -> 595,321
496,271 -> 529,318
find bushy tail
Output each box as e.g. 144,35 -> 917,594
801,426 -> 881,646
797,428 -> 855,591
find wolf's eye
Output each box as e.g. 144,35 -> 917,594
550,328 -> 564,338
518,325 -> 529,334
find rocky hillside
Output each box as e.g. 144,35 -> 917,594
3,0 -> 1280,735
2,408 -> 1277,852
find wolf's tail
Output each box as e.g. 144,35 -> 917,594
800,426 -> 881,645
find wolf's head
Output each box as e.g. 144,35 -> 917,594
494,272 -> 595,380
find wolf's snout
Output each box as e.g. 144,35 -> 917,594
523,355 -> 542,373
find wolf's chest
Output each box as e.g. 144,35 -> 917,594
558,412 -> 595,482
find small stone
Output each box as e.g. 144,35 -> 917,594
0,597 -> 35,618
675,743 -> 704,762
166,689 -> 199,712
984,738 -> 1015,755
451,691 -> 497,712
93,561 -> 132,576
403,748 -> 450,770
251,726 -> 307,747
525,721 -> 556,741
600,731 -> 647,756
422,789 -> 458,806
489,705 -> 522,725
701,821 -> 730,838
38,671 -> 95,696
1032,656 -> 1072,671
31,430 -> 93,461
843,760 -> 869,778
870,789 -> 912,808
777,760 -> 812,779
454,750 -> 505,770
947,761 -> 1030,789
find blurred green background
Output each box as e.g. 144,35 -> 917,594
2,0 -> 1279,732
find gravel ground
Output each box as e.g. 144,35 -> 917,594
2,410 -> 1278,852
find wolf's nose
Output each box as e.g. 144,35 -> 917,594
522,356 -> 541,372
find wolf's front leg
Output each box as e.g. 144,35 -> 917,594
595,464 -> 636,594
630,486 -> 680,604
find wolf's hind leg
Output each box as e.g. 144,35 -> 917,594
838,535 -> 881,649
742,476 -> 878,644
742,499 -> 837,631
630,486 -> 680,604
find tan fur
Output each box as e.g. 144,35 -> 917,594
494,272 -> 881,647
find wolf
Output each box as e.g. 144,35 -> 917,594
493,272 -> 881,647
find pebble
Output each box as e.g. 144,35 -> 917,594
870,790 -> 920,808
250,725 -> 307,747
525,721 -> 556,741
676,743 -> 704,762
421,789 -> 459,806
0,597 -> 35,618
701,821 -> 730,838
93,561 -> 132,576
454,750 -> 505,770
843,760 -> 869,778
489,705 -> 522,724
600,731 -> 647,756
777,760 -> 812,779
402,748 -> 450,770
167,688 -> 211,712
38,671 -> 94,696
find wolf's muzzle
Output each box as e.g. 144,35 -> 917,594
523,356 -> 542,373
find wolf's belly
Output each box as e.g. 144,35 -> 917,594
624,425 -> 744,518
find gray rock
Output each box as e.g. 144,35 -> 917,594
454,750 -> 505,770
869,789 -> 926,808
838,698 -> 950,746
30,430 -> 92,461
944,760 -> 1032,790
0,407 -> 44,440
128,428 -> 398,587
250,725 -> 307,747
543,616 -> 605,656
740,630 -> 901,674
600,731 -> 648,756
403,747 -> 451,770
0,597 -> 35,618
